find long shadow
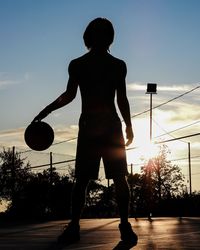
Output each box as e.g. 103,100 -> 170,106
46,219 -> 120,250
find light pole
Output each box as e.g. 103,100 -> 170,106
146,83 -> 157,141
146,83 -> 157,220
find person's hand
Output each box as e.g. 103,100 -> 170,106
125,126 -> 134,146
32,108 -> 50,123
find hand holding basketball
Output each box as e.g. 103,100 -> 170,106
32,107 -> 51,122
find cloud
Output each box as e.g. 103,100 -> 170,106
127,82 -> 146,91
54,124 -> 78,142
127,82 -> 199,92
0,79 -> 19,89
0,127 -> 26,148
0,72 -> 18,89
0,127 -> 25,137
0,72 -> 31,90
167,103 -> 200,123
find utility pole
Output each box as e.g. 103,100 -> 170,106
188,142 -> 192,194
49,152 -> 53,214
11,146 -> 15,201
130,164 -> 133,201
130,164 -> 134,217
50,152 -> 53,186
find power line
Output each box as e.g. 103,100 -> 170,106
170,155 -> 200,162
127,132 -> 200,152
131,84 -> 200,118
153,118 -> 177,140
30,159 -> 76,169
155,132 -> 200,144
154,119 -> 200,139
51,137 -> 77,146
19,137 -> 78,154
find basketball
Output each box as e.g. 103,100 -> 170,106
24,121 -> 54,151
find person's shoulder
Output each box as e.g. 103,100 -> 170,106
108,54 -> 126,67
108,54 -> 127,75
68,53 -> 88,72
69,53 -> 90,65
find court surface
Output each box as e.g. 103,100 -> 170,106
0,217 -> 200,249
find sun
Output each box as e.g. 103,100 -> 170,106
126,141 -> 160,166
139,141 -> 160,160
124,116 -> 162,165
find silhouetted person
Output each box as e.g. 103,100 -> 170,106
33,17 -> 138,246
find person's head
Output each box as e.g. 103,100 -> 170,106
83,18 -> 114,51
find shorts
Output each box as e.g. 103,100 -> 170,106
75,114 -> 128,179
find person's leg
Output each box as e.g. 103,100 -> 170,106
113,176 -> 138,245
113,176 -> 130,224
71,177 -> 90,225
57,177 -> 90,244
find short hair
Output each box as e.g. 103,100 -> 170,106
83,18 -> 114,50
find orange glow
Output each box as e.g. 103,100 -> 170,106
127,141 -> 159,165
139,141 -> 160,160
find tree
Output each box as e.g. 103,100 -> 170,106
0,147 -> 75,219
127,173 -> 147,217
142,144 -> 185,199
126,144 -> 186,217
94,183 -> 119,218
0,147 -> 31,203
139,144 -> 186,216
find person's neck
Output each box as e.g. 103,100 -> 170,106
89,48 -> 108,55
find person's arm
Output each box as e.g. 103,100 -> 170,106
32,61 -> 78,122
116,61 -> 134,146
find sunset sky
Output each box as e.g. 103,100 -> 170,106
0,0 -> 199,191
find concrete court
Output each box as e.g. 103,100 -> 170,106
0,217 -> 200,250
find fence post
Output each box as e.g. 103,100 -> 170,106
11,146 -> 16,201
50,152 -> 53,186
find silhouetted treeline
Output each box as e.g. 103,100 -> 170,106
0,147 -> 200,222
